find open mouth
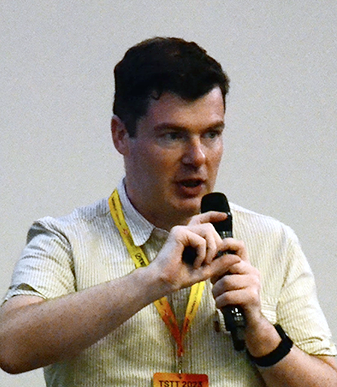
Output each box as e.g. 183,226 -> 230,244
180,179 -> 203,188
176,179 -> 206,199
177,179 -> 206,194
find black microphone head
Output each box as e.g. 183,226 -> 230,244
201,192 -> 232,234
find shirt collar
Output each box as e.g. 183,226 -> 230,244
117,179 -> 168,246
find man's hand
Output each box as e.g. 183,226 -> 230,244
210,238 -> 275,354
147,211 -> 241,294
211,237 -> 263,327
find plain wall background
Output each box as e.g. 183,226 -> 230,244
1,1 -> 336,385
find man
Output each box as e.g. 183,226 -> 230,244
0,37 -> 336,386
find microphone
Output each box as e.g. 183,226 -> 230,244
182,192 -> 246,351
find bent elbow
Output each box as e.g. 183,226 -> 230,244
0,358 -> 23,375
0,358 -> 35,375
0,347 -> 30,375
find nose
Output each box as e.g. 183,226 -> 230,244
181,137 -> 206,167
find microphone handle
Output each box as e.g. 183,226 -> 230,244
218,229 -> 246,351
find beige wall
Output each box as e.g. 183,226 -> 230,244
1,1 -> 336,385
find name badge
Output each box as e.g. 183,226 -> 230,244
153,372 -> 209,387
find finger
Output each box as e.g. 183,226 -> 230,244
178,230 -> 207,269
206,253 -> 241,278
211,260 -> 259,286
183,223 -> 223,267
188,211 -> 228,226
202,226 -> 224,265
213,288 -> 244,309
219,238 -> 249,262
213,286 -> 260,311
212,274 -> 247,297
169,225 -> 205,260
211,269 -> 261,309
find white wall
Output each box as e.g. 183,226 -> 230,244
1,1 -> 336,385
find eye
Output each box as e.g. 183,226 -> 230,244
156,130 -> 186,147
204,130 -> 222,140
163,131 -> 184,141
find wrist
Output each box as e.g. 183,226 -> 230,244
245,315 -> 281,356
141,263 -> 177,299
247,324 -> 293,368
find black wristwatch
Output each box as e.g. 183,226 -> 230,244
247,324 -> 293,367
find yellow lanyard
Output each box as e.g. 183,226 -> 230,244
108,189 -> 205,358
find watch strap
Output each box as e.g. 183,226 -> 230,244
248,324 -> 293,367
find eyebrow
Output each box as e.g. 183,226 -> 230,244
153,121 -> 225,132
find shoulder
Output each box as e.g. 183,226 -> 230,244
229,202 -> 304,275
230,202 -> 298,242
27,197 -> 112,242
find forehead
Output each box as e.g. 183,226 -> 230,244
138,87 -> 225,130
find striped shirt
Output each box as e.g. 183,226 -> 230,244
4,180 -> 336,386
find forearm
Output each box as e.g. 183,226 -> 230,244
0,266 -> 168,374
259,347 -> 337,387
245,318 -> 337,387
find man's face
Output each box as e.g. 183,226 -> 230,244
120,87 -> 225,230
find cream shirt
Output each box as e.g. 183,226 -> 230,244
4,180 -> 336,386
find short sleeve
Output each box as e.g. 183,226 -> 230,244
3,217 -> 76,303
277,230 -> 336,356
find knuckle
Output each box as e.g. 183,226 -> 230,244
215,294 -> 228,309
188,218 -> 199,226
248,291 -> 259,304
171,225 -> 182,234
237,239 -> 245,250
251,269 -> 260,283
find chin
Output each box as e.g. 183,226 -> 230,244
174,199 -> 201,217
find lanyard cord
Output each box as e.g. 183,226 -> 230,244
108,189 -> 205,357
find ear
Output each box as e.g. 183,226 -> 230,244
111,115 -> 130,155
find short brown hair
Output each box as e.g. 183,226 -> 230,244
113,37 -> 230,136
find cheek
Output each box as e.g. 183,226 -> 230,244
145,145 -> 178,168
208,145 -> 223,168
135,147 -> 175,178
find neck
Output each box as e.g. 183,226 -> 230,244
124,185 -> 193,232
131,199 -> 192,231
